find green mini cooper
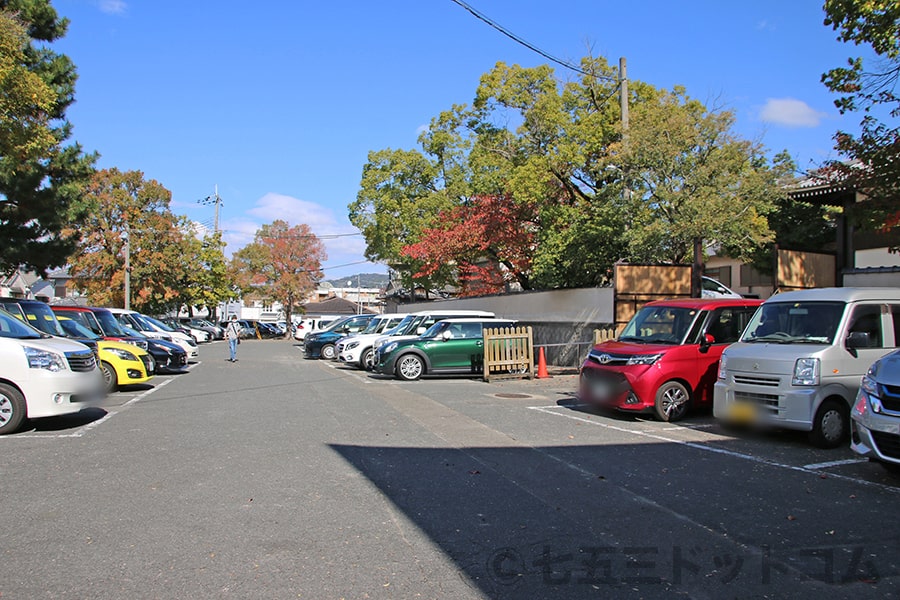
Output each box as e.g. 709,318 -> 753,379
373,318 -> 516,381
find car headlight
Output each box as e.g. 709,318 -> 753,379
346,341 -> 359,350
860,373 -> 879,397
858,374 -> 883,414
626,353 -> 662,366
382,342 -> 398,355
106,347 -> 138,361
792,357 -> 820,386
717,354 -> 728,381
23,346 -> 67,372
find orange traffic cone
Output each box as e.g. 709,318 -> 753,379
536,347 -> 550,378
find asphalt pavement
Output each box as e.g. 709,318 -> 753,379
2,339 -> 899,599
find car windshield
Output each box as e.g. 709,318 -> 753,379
742,301 -> 844,344
618,306 -> 701,345
94,310 -> 130,337
421,321 -> 451,338
19,303 -> 66,336
120,324 -> 149,339
382,323 -> 405,336
0,309 -> 44,339
320,317 -> 351,333
360,318 -> 383,334
389,315 -> 417,335
142,314 -> 175,332
58,317 -> 102,340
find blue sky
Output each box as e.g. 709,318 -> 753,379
53,0 -> 869,280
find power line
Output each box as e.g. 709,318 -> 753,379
449,0 -> 617,81
218,230 -> 363,240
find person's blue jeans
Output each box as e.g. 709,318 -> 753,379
229,338 -> 238,361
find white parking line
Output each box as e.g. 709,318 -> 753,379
528,404 -> 900,494
1,362 -> 200,440
803,458 -> 869,469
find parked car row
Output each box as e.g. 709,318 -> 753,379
302,309 -> 512,381
579,287 -> 900,464
219,318 -> 283,339
0,305 -> 105,435
0,295 -> 229,435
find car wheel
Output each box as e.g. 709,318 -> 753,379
396,354 -> 424,381
809,399 -> 849,449
361,348 -> 374,370
321,344 -> 336,360
653,381 -> 690,422
0,382 -> 26,435
100,361 -> 118,393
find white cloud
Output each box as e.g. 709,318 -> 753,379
97,0 -> 127,15
246,192 -> 338,231
759,98 -> 828,128
228,193 -> 379,275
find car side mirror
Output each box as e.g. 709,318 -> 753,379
441,330 -> 452,341
699,333 -> 714,353
847,331 -> 871,349
416,326 -> 427,335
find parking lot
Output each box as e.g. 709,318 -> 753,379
2,339 -> 899,599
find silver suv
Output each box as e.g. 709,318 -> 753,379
851,349 -> 900,470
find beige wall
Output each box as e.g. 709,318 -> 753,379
390,287 -> 615,324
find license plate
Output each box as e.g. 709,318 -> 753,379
728,401 -> 758,423
591,381 -> 612,399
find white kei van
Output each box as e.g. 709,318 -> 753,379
0,308 -> 105,435
714,287 -> 900,448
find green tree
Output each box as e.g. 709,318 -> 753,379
181,231 -> 232,320
353,56 -> 782,293
229,220 -> 326,336
0,0 -> 96,275
822,0 -> 900,232
0,11 -> 54,160
66,168 -> 194,314
348,147 -> 451,293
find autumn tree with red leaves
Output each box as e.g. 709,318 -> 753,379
229,220 -> 326,335
401,194 -> 536,297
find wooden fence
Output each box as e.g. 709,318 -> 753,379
593,326 -> 617,345
483,326 -> 534,382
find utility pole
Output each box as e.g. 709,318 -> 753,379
123,223 -> 131,310
198,185 -> 223,233
213,184 -> 220,233
619,57 -> 631,203
619,56 -> 628,143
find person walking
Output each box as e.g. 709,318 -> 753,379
226,315 -> 241,362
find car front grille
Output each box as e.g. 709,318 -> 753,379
66,350 -> 97,372
586,352 -> 630,367
871,430 -> 900,460
733,374 -> 781,387
733,391 -> 779,414
878,383 -> 900,413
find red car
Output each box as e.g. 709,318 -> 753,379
579,298 -> 762,421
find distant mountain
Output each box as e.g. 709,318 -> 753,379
323,273 -> 390,289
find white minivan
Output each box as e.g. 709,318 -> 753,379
0,308 -> 105,435
714,287 -> 900,448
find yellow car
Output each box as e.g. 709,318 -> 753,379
57,315 -> 154,392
